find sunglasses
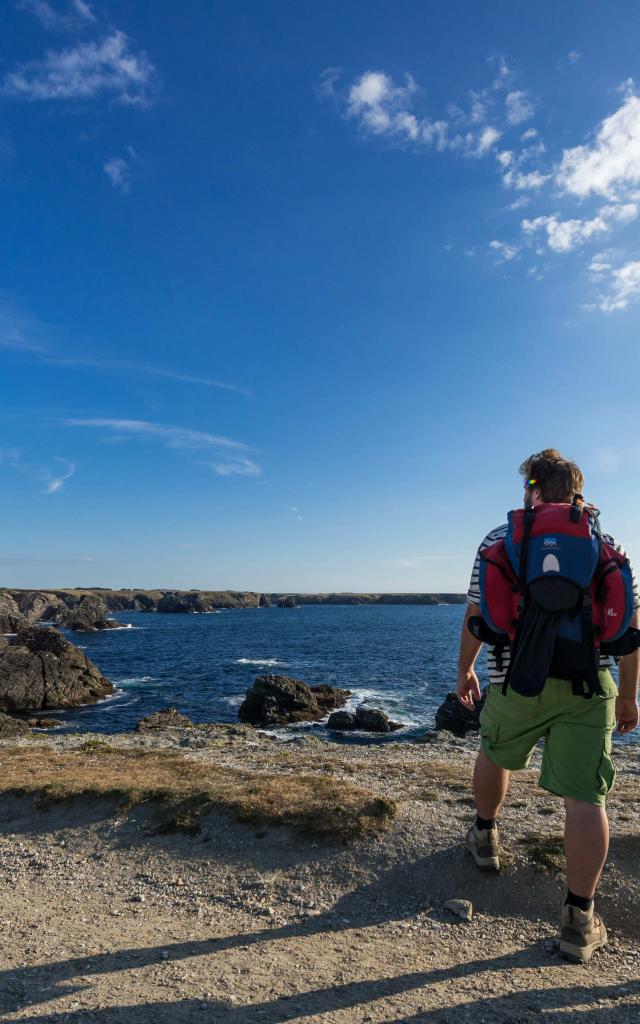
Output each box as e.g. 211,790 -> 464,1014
524,478 -> 537,487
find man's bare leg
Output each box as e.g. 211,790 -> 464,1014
564,798 -> 609,898
474,750 -> 510,819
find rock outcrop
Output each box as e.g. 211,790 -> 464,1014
277,596 -> 297,608
11,591 -> 71,623
0,711 -> 30,737
327,705 -> 403,733
135,708 -> 195,731
434,690 -> 486,737
0,627 -> 113,713
238,675 -> 351,727
0,593 -> 28,634
58,595 -> 119,632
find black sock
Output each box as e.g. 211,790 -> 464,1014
565,890 -> 593,912
476,815 -> 495,831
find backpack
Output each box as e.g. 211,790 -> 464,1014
470,499 -> 639,698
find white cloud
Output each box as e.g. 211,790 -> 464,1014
497,149 -> 513,168
502,168 -> 550,190
315,66 -> 341,100
558,51 -> 582,69
505,90 -> 535,125
104,153 -> 133,192
287,505 -> 303,521
489,239 -> 520,261
1,30 -> 156,105
347,70 -> 420,140
476,125 -> 501,155
556,93 -> 640,199
593,259 -> 640,312
522,203 -> 638,252
71,0 -> 94,20
521,127 -> 538,141
65,418 -> 261,475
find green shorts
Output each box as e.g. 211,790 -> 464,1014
480,670 -> 617,806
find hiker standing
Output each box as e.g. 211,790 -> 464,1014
457,448 -> 640,963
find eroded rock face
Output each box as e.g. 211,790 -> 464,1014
11,591 -> 71,624
135,708 -> 195,732
0,711 -> 30,737
238,675 -> 351,726
58,595 -> 119,632
0,593 -> 28,634
0,627 -> 113,713
277,596 -> 297,608
434,691 -> 486,737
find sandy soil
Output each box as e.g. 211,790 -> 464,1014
0,726 -> 639,1023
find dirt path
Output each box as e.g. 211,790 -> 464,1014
0,728 -> 639,1022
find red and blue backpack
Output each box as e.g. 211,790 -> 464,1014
470,498 -> 639,697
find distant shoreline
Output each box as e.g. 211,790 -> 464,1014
3,588 -> 467,612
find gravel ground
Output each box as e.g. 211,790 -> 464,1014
0,725 -> 638,1022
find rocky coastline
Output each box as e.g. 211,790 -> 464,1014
2,588 -> 466,620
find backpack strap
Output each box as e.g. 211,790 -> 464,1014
571,594 -> 605,699
518,506 -> 536,590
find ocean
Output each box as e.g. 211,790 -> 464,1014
52,604 -> 467,739
49,604 -> 635,745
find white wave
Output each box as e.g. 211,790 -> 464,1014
115,676 -> 156,686
221,694 -> 244,707
235,657 -> 287,667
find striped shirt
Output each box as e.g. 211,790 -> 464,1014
467,523 -> 640,685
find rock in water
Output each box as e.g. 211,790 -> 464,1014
355,705 -> 402,733
0,712 -> 30,737
277,596 -> 297,608
238,675 -> 351,726
0,627 -> 113,712
327,710 -> 358,730
434,691 -> 486,736
59,595 -> 119,632
136,708 -> 195,732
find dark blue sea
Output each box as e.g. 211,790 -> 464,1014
53,604 -> 469,740
49,605 -> 634,745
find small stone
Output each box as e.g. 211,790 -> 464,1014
443,899 -> 473,921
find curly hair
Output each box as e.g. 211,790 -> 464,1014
519,448 -> 585,503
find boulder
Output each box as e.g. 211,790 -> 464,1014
0,593 -> 28,634
327,710 -> 357,730
0,627 -> 114,712
434,690 -> 486,737
27,717 -> 59,729
136,708 -> 195,732
355,705 -> 403,733
238,675 -> 351,726
0,712 -> 30,738
59,595 -> 119,632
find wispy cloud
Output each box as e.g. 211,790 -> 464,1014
386,555 -> 461,569
65,418 -> 262,477
523,203 -> 638,253
589,256 -> 640,312
1,30 -> 157,105
0,553 -> 94,564
46,354 -> 253,397
327,62 -> 511,159
16,0 -> 95,32
505,90 -> 535,126
287,505 -> 303,521
489,239 -> 520,261
104,149 -> 136,193
0,301 -> 47,352
0,449 -> 77,493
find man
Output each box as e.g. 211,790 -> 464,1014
457,448 -> 640,963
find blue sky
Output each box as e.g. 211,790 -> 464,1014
1,0 -> 640,591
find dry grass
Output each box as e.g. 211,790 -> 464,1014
0,746 -> 396,842
519,832 -> 566,873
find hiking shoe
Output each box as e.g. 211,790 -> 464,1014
559,903 -> 608,964
466,823 -> 500,871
